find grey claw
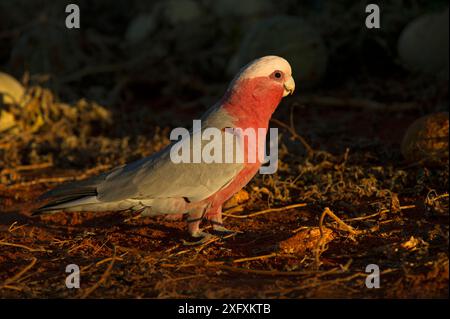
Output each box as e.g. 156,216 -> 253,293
182,231 -> 214,246
212,226 -> 237,236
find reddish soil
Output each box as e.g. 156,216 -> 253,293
0,106 -> 448,298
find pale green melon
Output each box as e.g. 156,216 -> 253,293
0,72 -> 24,105
0,72 -> 25,132
401,112 -> 449,166
163,0 -> 203,25
125,13 -> 157,44
207,0 -> 273,18
398,8 -> 449,79
229,16 -> 328,88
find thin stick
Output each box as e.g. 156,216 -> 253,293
314,208 -> 329,268
0,285 -> 22,291
14,162 -> 53,171
223,203 -> 308,219
81,245 -> 116,299
314,207 -> 358,269
194,232 -> 236,253
232,253 -> 277,264
158,274 -> 206,284
0,241 -> 50,252
434,193 -> 449,200
323,207 -> 358,235
222,205 -> 245,215
95,256 -> 123,267
292,226 -> 310,233
273,268 -> 398,296
344,211 -> 382,222
276,273 -> 366,296
8,221 -> 28,233
344,205 -> 416,222
270,118 -> 314,156
216,264 -> 340,277
1,257 -> 37,287
93,238 -> 111,255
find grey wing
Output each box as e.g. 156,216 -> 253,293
97,125 -> 244,203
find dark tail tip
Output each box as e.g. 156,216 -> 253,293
31,206 -> 49,216
31,210 -> 43,216
32,205 -> 60,216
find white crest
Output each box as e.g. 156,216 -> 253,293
233,56 -> 292,82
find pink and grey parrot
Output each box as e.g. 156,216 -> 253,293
34,56 -> 295,242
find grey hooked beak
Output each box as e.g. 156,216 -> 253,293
283,76 -> 295,97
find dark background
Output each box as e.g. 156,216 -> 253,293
0,0 -> 448,298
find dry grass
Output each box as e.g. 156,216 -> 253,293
0,0 -> 448,299
0,84 -> 448,297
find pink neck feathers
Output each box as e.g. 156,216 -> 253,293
222,76 -> 284,129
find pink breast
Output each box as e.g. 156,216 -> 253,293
203,76 -> 284,212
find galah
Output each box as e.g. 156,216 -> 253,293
34,55 -> 295,242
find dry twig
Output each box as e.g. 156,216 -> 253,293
232,253 -> 277,264
0,257 -> 37,289
81,245 -> 117,299
0,240 -> 50,252
314,207 -> 358,269
270,118 -> 314,156
223,203 -> 307,219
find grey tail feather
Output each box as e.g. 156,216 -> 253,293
37,172 -> 107,201
33,173 -> 106,215
32,192 -> 97,215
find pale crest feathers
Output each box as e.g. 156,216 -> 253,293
232,56 -> 292,84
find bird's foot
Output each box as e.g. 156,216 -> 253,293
124,207 -> 150,223
211,222 -> 238,237
124,214 -> 141,223
182,231 -> 215,246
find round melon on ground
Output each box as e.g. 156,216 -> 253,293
0,72 -> 25,132
401,112 -> 449,166
0,72 -> 25,105
228,16 -> 328,89
397,8 -> 449,79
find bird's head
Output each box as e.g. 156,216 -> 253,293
231,55 -> 295,98
222,56 -> 295,122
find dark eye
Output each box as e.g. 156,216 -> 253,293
271,70 -> 283,80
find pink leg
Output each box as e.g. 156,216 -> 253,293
205,205 -> 222,226
187,209 -> 203,237
206,205 -> 234,234
186,206 -> 212,242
